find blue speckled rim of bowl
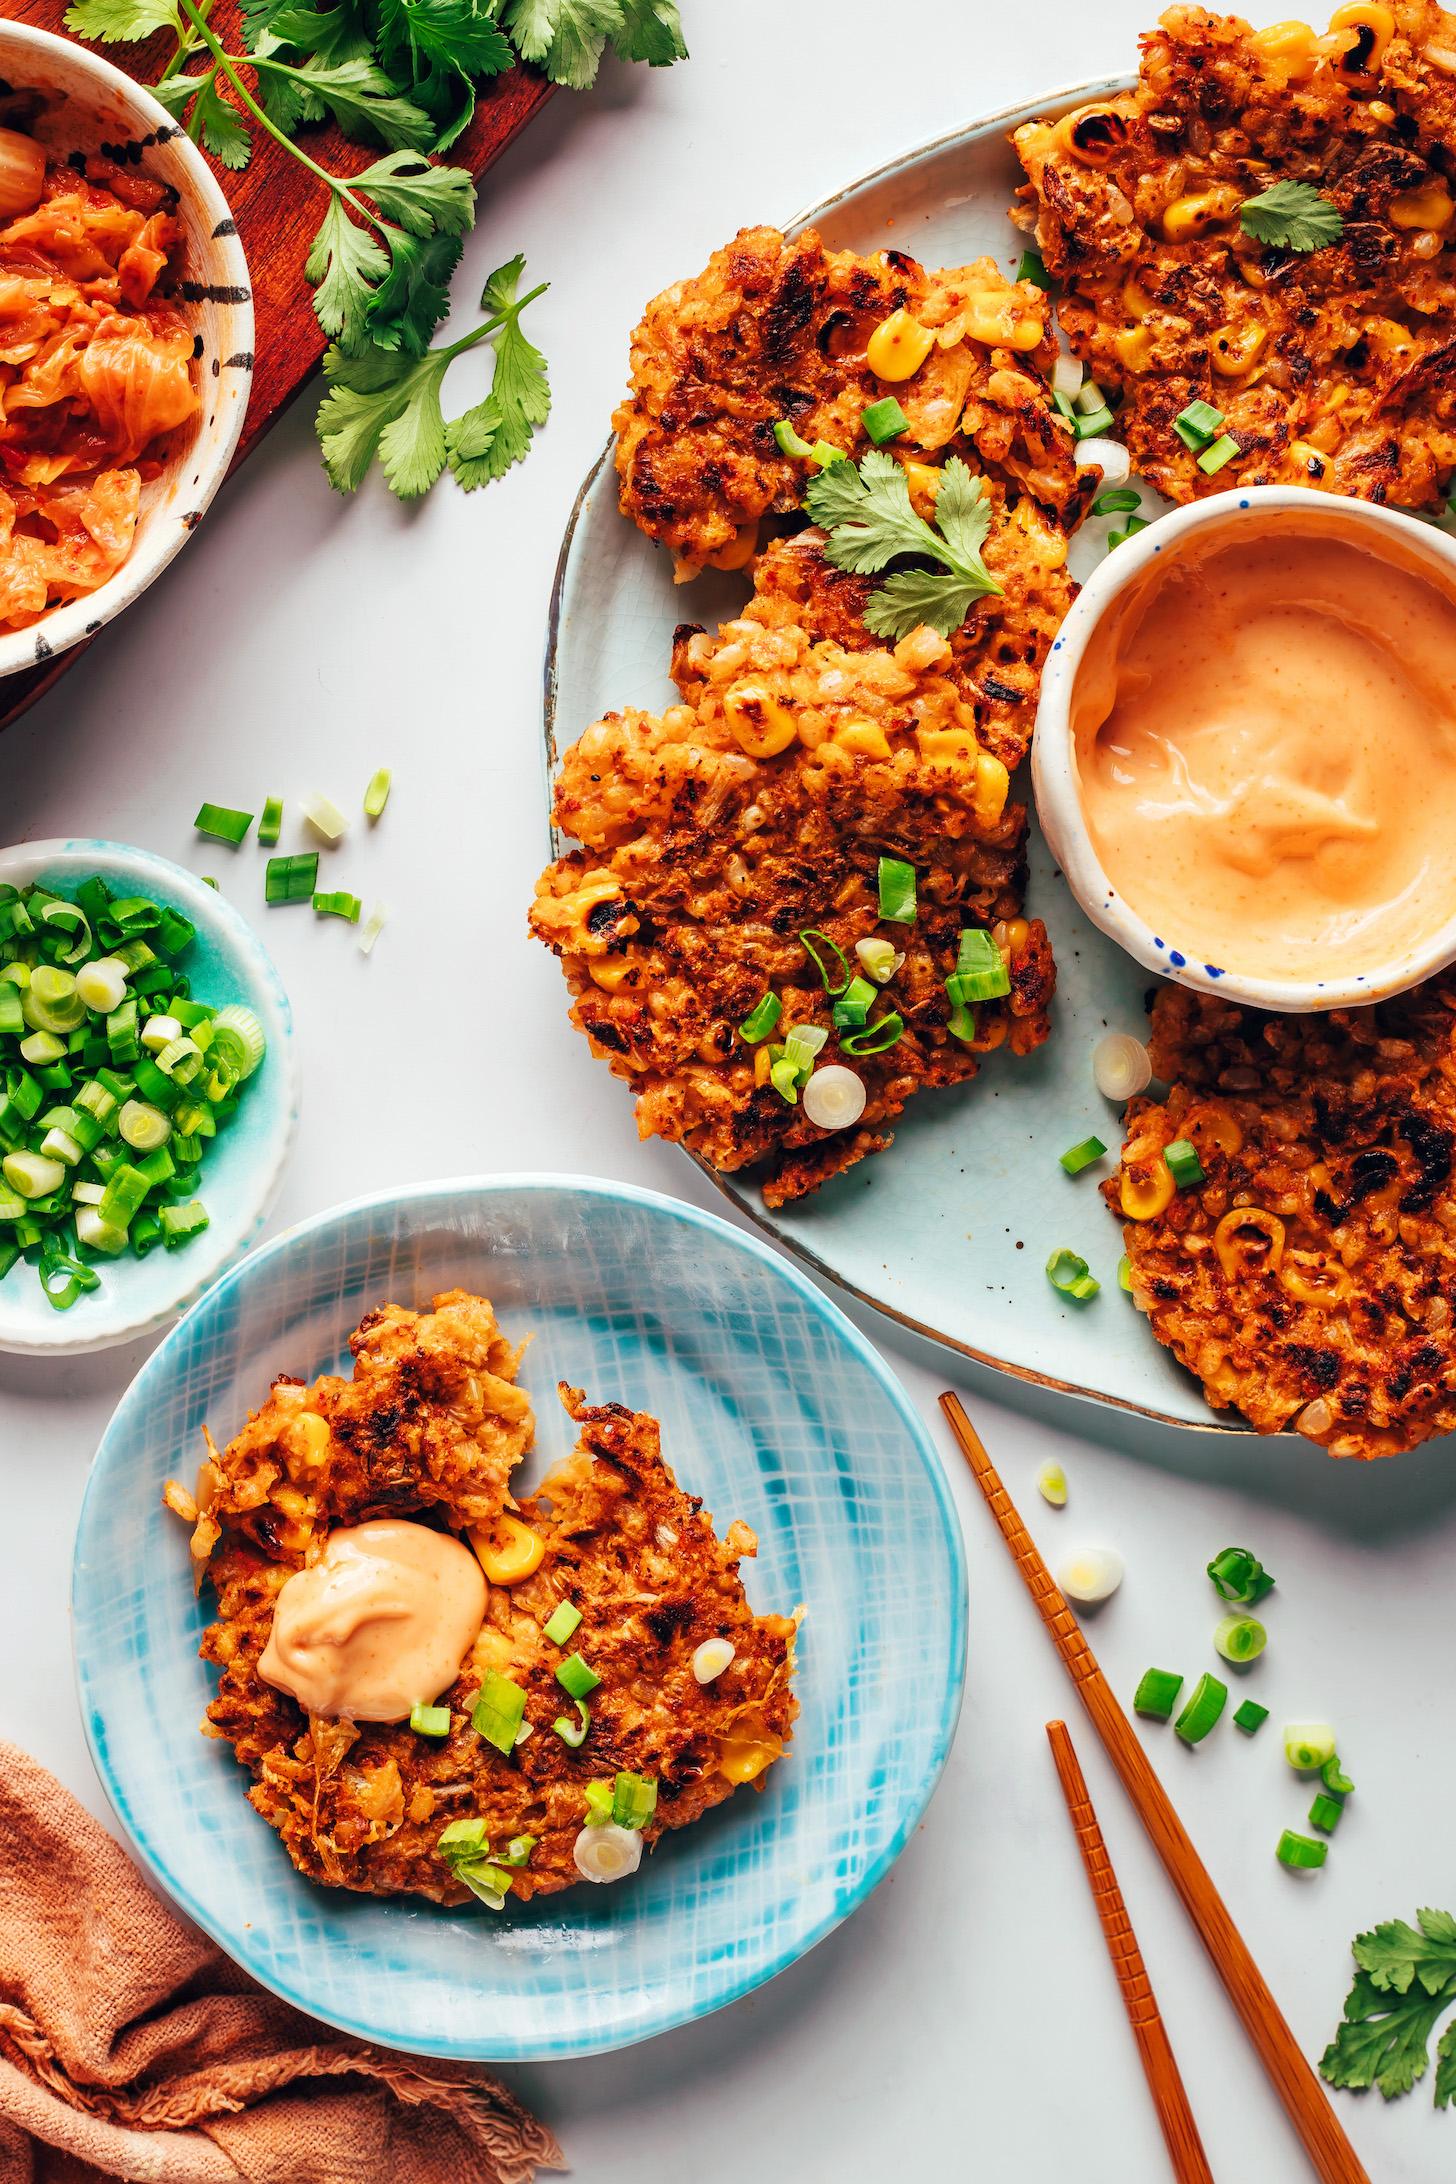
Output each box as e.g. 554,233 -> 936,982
1032,484 -> 1456,1014
0,837 -> 298,1354
73,1171 -> 968,2058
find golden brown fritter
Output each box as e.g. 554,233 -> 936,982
531,577 -> 1055,1208
185,1375 -> 797,1904
1106,982 -> 1456,1455
613,223 -> 1086,577
163,1290 -> 534,1573
1014,3 -> 1456,510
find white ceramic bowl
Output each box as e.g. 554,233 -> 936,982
0,840 -> 297,1355
1032,484 -> 1456,1014
0,23 -> 253,679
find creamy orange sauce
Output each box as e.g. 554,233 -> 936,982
258,1518 -> 485,1722
1071,520 -> 1456,983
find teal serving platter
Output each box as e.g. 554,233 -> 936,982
74,1173 -> 966,2059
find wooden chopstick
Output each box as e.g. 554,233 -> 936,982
1047,1718 -> 1213,2184
939,1391 -> 1370,2184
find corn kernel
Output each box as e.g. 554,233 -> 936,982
588,954 -> 635,993
716,1734 -> 782,1784
1390,181 -> 1455,230
900,458 -> 943,515
961,293 -> 1043,351
1211,322 -> 1267,376
1288,438 -> 1332,484
1214,1207 -> 1286,1281
974,751 -> 1010,825
916,725 -> 977,765
724,683 -> 799,758
282,1409 -> 331,1475
1055,104 -> 1131,166
705,522 -> 759,570
834,721 -> 893,760
1328,0 -> 1393,71
992,916 -> 1030,955
754,1045 -> 773,1086
1162,186 -> 1242,242
1115,324 -> 1154,372
866,308 -> 936,381
1122,275 -> 1155,322
1250,18 -> 1320,75
1121,1156 -> 1176,1221
470,1512 -> 545,1585
1185,1102 -> 1244,1156
1279,1252 -> 1353,1306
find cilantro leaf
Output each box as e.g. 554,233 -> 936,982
262,53 -> 436,148
1321,1910 -> 1456,2106
862,568 -> 991,644
502,0 -> 621,89
63,0 -> 184,42
377,0 -> 513,83
1439,2020 -> 1456,2110
148,69 -> 208,119
931,457 -> 994,572
610,0 -> 686,65
188,72 -> 253,169
804,448 -> 1002,641
364,224 -> 463,353
806,449 -> 946,574
1240,179 -> 1344,252
305,195 -> 390,351
354,150 -> 475,237
376,356 -> 450,495
250,0 -> 373,60
316,345 -> 448,496
1355,1909 -> 1456,1997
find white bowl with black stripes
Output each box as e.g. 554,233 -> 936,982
0,21 -> 253,680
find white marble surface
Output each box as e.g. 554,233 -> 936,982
1,3 -> 1452,2176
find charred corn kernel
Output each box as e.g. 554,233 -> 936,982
1056,103 -> 1131,165
1162,186 -> 1242,241
1250,18 -> 1320,74
754,1044 -> 773,1086
542,871 -> 624,951
1122,275 -> 1156,322
1390,181 -> 1455,230
1328,0 -> 1393,70
1185,1102 -> 1243,1156
471,1513 -> 545,1585
283,1410 -> 331,1474
1121,1154 -> 1177,1221
834,721 -> 893,759
273,1484 -> 312,1520
901,457 -> 944,513
706,522 -> 759,571
1115,324 -> 1155,372
974,751 -> 1010,824
961,292 -> 1043,351
1279,1252 -> 1354,1306
992,916 -> 1030,955
1288,437 -> 1332,482
867,308 -> 936,381
724,684 -> 799,758
277,1519 -> 313,1554
971,1014 -> 1008,1052
1211,322 -> 1267,376
588,954 -> 635,993
916,725 -> 977,766
1214,1206 -> 1286,1281
716,1735 -> 782,1784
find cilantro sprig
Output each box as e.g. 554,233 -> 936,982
1240,179 -> 1345,253
62,0 -> 684,496
804,450 -> 1004,643
1321,1908 -> 1456,2105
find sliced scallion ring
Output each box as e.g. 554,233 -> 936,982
1059,1135 -> 1107,1176
877,856 -> 917,924
1164,1137 -> 1205,1189
1092,1032 -> 1152,1100
841,1012 -> 904,1057
364,768 -> 392,819
1284,1722 -> 1337,1774
802,1064 -> 866,1132
1133,1668 -> 1183,1721
1046,1246 -> 1100,1302
1275,1829 -> 1327,1871
193,802 -> 254,846
739,991 -> 781,1044
553,1699 -> 591,1748
798,927 -> 853,996
1174,1671 -> 1227,1746
1213,1613 -> 1267,1664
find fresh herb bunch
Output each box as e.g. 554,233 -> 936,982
803,451 -> 1004,642
63,0 -> 686,495
1321,1909 -> 1456,2105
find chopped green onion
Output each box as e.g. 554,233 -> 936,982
773,418 -> 814,459
1164,1137 -> 1205,1188
265,853 -> 319,905
861,396 -> 909,444
76,958 -> 128,1015
472,1670 -> 527,1754
1059,1135 -> 1107,1176
1093,488 -> 1141,515
1133,1668 -> 1184,1722
41,902 -> 91,964
117,1100 -> 170,1152
612,1771 -> 658,1830
1275,1829 -> 1327,1871
1174,1671 -> 1227,1746
257,795 -> 283,847
809,440 -> 843,468
313,891 -> 362,922
1074,379 -> 1108,417
1035,1459 -> 1068,1507
832,975 -> 877,1029
1117,1254 -> 1133,1292
556,1652 -> 602,1700
799,928 -> 852,996
543,1600 -> 582,1645
2,1150 -> 65,1200
39,1246 -> 100,1310
1173,399 -> 1224,451
300,791 -> 348,844
1197,432 -> 1241,475
1233,1699 -> 1269,1734
841,1012 -> 905,1056
193,802 -> 253,846
159,1200 -> 209,1246
1207,1547 -> 1274,1605
1213,1613 -> 1267,1664
553,1699 -> 591,1748
1309,1793 -> 1344,1835
1046,1246 -> 1100,1302
855,936 -> 901,984
1284,1722 -> 1337,1774
359,901 -> 389,957
1073,405 -> 1116,439
783,1024 -> 828,1079
739,991 -> 781,1044
583,1779 -> 615,1826
1017,248 -> 1053,290
1108,515 -> 1150,551
877,856 -> 917,924
948,928 -> 1010,1004
769,1050 -> 800,1104
1321,1754 -> 1355,1797
410,1702 -> 450,1737
364,768 -> 392,820
19,1031 -> 64,1066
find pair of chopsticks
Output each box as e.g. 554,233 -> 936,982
940,1392 -> 1370,2184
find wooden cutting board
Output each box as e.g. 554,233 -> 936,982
2,5 -> 552,727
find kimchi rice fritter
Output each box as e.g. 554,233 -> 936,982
168,1327 -> 797,1905
1106,982 -> 1456,1457
531,559 -> 1055,1208
1013,1 -> 1456,511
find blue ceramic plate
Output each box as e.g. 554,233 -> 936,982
74,1174 -> 965,2059
0,838 -> 298,1356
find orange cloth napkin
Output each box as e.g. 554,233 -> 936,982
0,1742 -> 563,2184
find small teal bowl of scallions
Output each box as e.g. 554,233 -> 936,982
0,841 -> 298,1356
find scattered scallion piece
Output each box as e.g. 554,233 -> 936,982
1233,1699 -> 1270,1734
1108,514 -> 1150,551
1276,1829 -> 1327,1871
1173,399 -> 1225,452
1164,1137 -> 1205,1188
1035,1459 -> 1068,1507
1017,248 -> 1053,290
257,796 -> 283,847
947,928 -> 1010,1004
861,396 -> 909,445
1133,1668 -> 1184,1721
1309,1793 -> 1344,1835
1057,1544 -> 1123,1607
840,1012 -> 904,1057
359,901 -> 389,956
1074,404 -> 1116,440
194,802 -> 254,846
832,975 -> 877,1029
1207,1546 -> 1275,1605
1197,432 -> 1241,476
1046,1246 -> 1100,1302
1321,1755 -> 1355,1797
471,1670 -> 527,1755
1285,1723 -> 1338,1774
773,418 -> 814,459
313,891 -> 363,922
1059,1135 -> 1107,1176
1174,1671 -> 1227,1745
799,928 -> 853,996
363,769 -> 392,820
612,1771 -> 658,1829
553,1699 -> 590,1748
556,1652 -> 602,1700
437,1819 -> 512,1909
265,853 -> 319,905
583,1779 -> 615,1826
300,792 -> 348,844
877,856 -> 917,924
410,1701 -> 450,1737
1213,1613 -> 1267,1664
1093,488 -> 1141,515
1117,1254 -> 1133,1292
739,991 -> 781,1044
543,1600 -> 581,1645
855,936 -> 901,984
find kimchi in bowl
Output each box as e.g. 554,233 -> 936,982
0,21 -> 252,679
